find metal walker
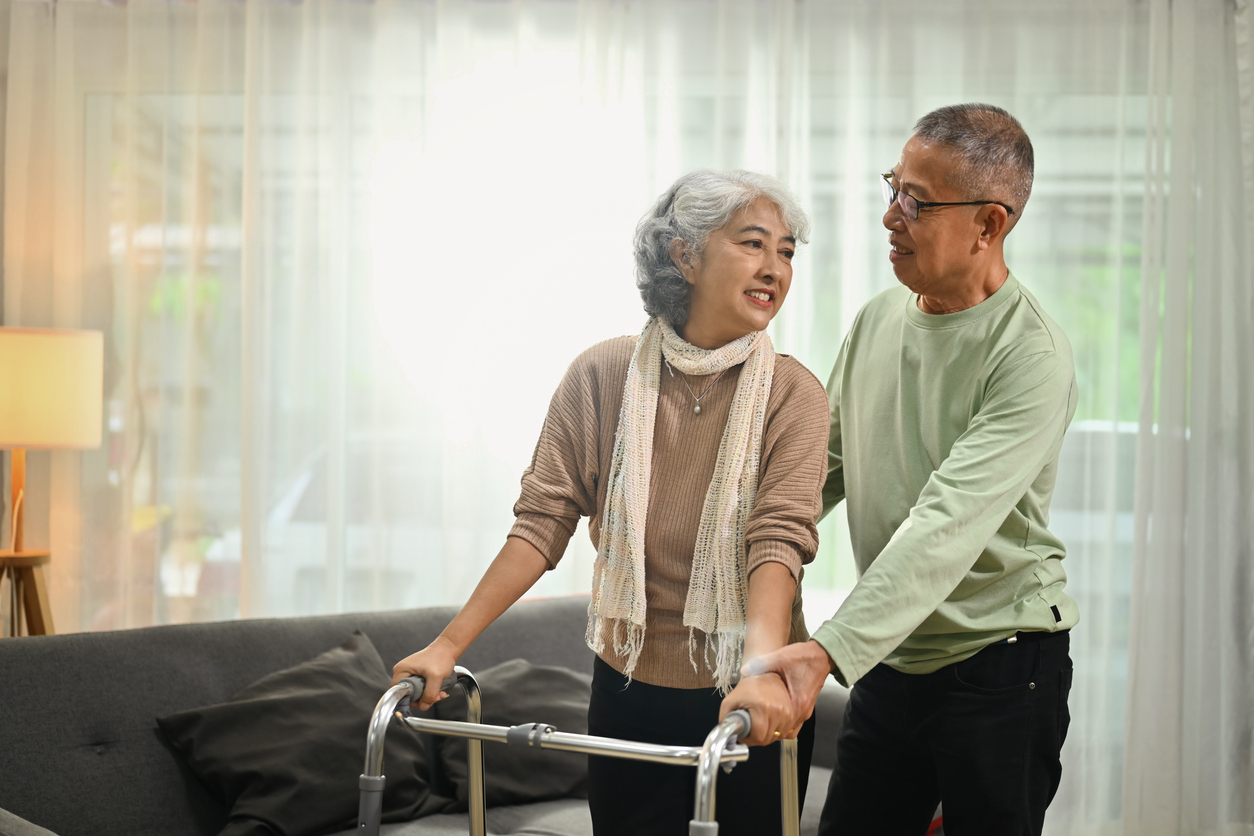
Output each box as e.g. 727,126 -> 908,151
358,666 -> 800,836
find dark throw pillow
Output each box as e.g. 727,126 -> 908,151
157,631 -> 449,836
432,658 -> 592,809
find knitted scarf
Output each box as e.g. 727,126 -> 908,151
586,317 -> 775,693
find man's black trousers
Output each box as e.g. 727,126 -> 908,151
818,631 -> 1072,836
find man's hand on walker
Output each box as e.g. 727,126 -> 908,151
719,672 -> 795,747
740,640 -> 837,731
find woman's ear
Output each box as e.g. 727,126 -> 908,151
669,238 -> 696,284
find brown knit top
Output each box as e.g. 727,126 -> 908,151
509,335 -> 830,689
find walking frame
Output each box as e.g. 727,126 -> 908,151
358,666 -> 801,836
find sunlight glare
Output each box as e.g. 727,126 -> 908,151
371,49 -> 649,455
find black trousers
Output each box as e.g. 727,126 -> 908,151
587,656 -> 817,836
819,631 -> 1073,836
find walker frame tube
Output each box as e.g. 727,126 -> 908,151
358,667 -> 483,836
779,736 -> 800,836
359,671 -> 799,836
689,710 -> 750,834
684,712 -> 799,836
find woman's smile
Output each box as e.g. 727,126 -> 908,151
744,288 -> 775,308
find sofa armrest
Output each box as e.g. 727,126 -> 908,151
809,683 -> 850,771
0,806 -> 60,836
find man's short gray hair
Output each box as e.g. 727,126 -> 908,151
634,170 -> 810,329
913,103 -> 1034,220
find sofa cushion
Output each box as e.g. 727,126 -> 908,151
808,684 -> 850,771
431,659 -> 592,809
801,766 -> 831,835
157,631 -> 448,836
324,798 -> 594,836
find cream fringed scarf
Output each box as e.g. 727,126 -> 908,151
586,317 -> 775,693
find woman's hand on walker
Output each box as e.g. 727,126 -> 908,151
719,672 -> 795,747
391,636 -> 459,711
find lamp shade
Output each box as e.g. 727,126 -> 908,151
0,328 -> 103,449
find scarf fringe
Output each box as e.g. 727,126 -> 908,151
687,626 -> 747,695
586,610 -> 646,682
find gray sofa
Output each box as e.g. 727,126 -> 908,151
0,596 -> 846,836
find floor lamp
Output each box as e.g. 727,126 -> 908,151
0,328 -> 103,637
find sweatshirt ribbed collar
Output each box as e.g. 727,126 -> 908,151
905,271 -> 1020,330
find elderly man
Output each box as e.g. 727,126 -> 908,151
731,104 -> 1078,835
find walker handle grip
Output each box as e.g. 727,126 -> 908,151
726,708 -> 752,738
396,674 -> 459,714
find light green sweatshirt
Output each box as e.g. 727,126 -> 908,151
811,272 -> 1078,687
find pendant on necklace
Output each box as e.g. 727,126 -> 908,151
693,404 -> 701,415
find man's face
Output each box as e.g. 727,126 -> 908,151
883,135 -> 987,296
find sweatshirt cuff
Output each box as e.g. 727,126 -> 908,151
809,620 -> 857,688
746,539 -> 804,583
508,512 -> 574,569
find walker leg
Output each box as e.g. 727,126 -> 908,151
780,738 -> 800,836
357,774 -> 385,836
689,709 -> 750,835
358,671 -> 462,836
455,667 -> 487,836
359,679 -> 419,836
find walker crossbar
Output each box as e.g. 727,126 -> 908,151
401,715 -> 751,768
359,669 -> 799,836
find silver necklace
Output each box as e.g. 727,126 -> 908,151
666,360 -> 730,415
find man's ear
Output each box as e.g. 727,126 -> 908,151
975,205 -> 1010,251
669,238 -> 696,284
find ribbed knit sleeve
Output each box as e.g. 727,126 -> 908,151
746,540 -> 806,581
509,342 -> 611,567
744,356 -> 830,578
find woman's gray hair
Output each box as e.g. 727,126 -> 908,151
634,170 -> 810,329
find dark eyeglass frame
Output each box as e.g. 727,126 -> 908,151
881,172 -> 1015,221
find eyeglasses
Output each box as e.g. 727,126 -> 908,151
880,173 -> 1015,222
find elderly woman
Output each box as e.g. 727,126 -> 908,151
392,170 -> 829,835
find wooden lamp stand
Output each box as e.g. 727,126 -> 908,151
1,449 -> 54,636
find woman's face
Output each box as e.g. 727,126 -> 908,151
673,198 -> 795,350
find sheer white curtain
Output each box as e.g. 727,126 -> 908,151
0,0 -> 1249,832
1,0 -> 652,632
1122,0 -> 1254,833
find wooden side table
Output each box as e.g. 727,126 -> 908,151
0,550 -> 54,636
